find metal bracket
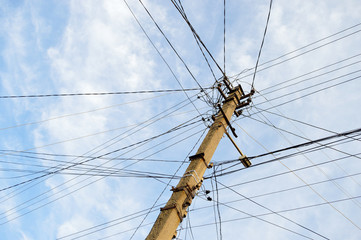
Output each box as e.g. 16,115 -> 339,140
239,155 -> 252,168
170,181 -> 198,215
217,104 -> 238,138
222,75 -> 233,92
171,183 -> 194,197
220,123 -> 246,157
217,84 -> 227,100
239,89 -> 255,101
189,152 -> 209,168
236,98 -> 252,110
160,203 -> 185,222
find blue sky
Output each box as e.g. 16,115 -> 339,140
1,0 -> 361,239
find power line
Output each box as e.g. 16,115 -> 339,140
134,0 -> 212,102
0,118 -> 202,192
170,0 -> 218,84
0,125 -> 207,225
251,0 -> 273,88
55,169 -> 361,238
217,180 -> 329,240
213,127 -> 361,168
0,93 -> 175,131
57,204 -> 164,239
0,99 -> 204,220
257,53 -> 361,94
188,195 -> 361,231
0,87 -> 210,99
210,150 -> 361,183
255,59 -> 361,99
231,22 -> 361,81
202,196 -> 314,239
169,0 -> 224,75
255,69 -> 361,106
245,113 -> 361,162
223,0 -> 226,74
250,74 -> 360,112
123,0 -> 205,117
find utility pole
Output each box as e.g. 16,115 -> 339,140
146,83 -> 253,240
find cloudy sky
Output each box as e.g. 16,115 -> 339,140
1,0 -> 361,239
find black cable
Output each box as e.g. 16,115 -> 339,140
252,106 -> 345,136
170,0 -> 218,84
250,127 -> 361,160
251,0 -> 273,88
169,0 -> 224,75
0,87 -> 210,99
135,0 -> 211,101
57,203 -> 164,239
250,22 -> 361,72
213,167 -> 223,240
0,98 -> 202,218
210,172 -> 220,240
256,60 -> 361,99
217,181 -> 329,240
209,151 -> 361,181
202,196 -> 314,239
0,94 -> 198,204
0,151 -> 184,169
251,74 -> 360,112
255,69 -> 361,106
245,112 -> 361,162
232,25 -> 361,81
123,0 -> 204,117
169,0 -> 220,111
257,54 -> 361,94
0,93 -> 176,131
58,168 -> 361,239
188,195 -> 361,230
0,118 -> 202,192
220,171 -> 361,204
200,171 -> 361,212
214,126 -> 361,168
223,0 -> 226,74
0,126 -> 207,225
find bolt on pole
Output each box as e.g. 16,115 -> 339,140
146,86 -> 244,240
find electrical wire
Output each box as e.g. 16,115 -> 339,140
255,69 -> 361,106
216,180 -> 329,240
251,0 -> 273,88
232,24 -> 361,81
187,195 -> 361,231
0,125 -> 207,225
199,171 -> 361,212
250,74 -> 360,112
0,93 -> 172,131
256,54 -> 361,95
0,97 -> 204,221
133,0 -> 213,106
200,196 -> 314,239
169,0 -> 224,75
0,87 -> 210,99
223,0 -> 226,74
123,0 -> 205,117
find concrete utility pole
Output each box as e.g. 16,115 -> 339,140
146,85 -> 249,240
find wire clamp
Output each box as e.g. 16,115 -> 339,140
239,155 -> 252,168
